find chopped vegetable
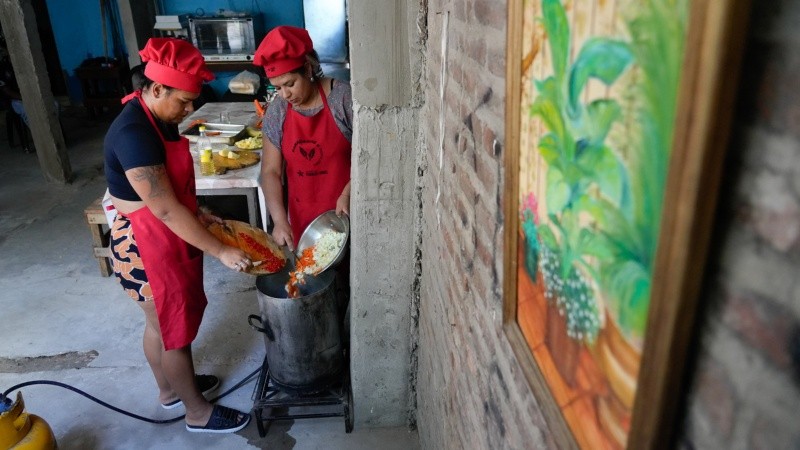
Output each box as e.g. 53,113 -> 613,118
284,230 -> 346,298
235,136 -> 263,150
238,232 -> 284,273
254,99 -> 266,117
188,119 -> 207,129
286,247 -> 316,298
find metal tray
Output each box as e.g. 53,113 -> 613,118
182,122 -> 247,145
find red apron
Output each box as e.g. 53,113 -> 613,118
282,82 -> 351,246
121,91 -> 207,351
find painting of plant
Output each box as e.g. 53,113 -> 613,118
513,0 -> 688,448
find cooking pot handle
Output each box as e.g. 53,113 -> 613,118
248,314 -> 275,341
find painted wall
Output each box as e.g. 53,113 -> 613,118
161,0 -> 304,33
45,0 -> 114,102
160,0 -> 304,95
45,0 -> 304,103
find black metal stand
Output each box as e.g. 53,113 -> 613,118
251,354 -> 353,437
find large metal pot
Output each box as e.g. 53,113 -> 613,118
250,269 -> 344,393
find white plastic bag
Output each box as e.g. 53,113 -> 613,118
101,188 -> 117,229
228,70 -> 261,95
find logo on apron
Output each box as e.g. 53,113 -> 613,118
291,139 -> 323,166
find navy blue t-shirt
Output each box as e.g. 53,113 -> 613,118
103,98 -> 180,201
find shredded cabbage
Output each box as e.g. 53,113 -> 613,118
312,230 -> 346,271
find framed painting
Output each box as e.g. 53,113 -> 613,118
503,0 -> 751,448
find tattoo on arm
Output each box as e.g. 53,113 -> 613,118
130,166 -> 168,199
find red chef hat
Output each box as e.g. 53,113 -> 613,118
139,38 -> 214,94
253,26 -> 313,77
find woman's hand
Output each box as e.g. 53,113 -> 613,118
217,245 -> 253,272
336,183 -> 351,216
271,221 -> 294,252
336,193 -> 350,217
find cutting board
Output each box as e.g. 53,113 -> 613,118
207,219 -> 286,274
212,151 -> 260,175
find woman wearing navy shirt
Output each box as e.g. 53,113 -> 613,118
104,38 -> 250,433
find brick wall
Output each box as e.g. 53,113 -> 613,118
415,0 -> 551,448
414,0 -> 800,449
680,0 -> 800,448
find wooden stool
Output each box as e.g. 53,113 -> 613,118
84,197 -> 113,277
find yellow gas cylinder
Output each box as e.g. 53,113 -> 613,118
0,392 -> 56,450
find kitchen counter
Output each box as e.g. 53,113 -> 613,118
178,101 -> 261,132
180,102 -> 269,229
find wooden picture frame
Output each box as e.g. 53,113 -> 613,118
503,0 -> 751,448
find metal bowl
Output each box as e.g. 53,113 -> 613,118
296,210 -> 350,273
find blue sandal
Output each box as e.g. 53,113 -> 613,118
161,374 -> 220,410
186,405 -> 251,434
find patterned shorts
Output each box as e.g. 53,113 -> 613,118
110,215 -> 153,302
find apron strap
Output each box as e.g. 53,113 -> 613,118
124,90 -> 168,143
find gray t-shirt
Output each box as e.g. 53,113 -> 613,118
263,78 -> 353,150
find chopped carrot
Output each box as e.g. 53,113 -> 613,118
254,99 -> 266,117
188,119 -> 207,129
238,233 -> 286,273
285,246 -> 318,298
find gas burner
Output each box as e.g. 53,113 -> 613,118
251,355 -> 353,436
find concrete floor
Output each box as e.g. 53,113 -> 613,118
0,107 -> 420,450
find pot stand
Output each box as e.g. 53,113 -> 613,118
251,354 -> 353,437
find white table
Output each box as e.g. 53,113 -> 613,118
178,102 -> 269,229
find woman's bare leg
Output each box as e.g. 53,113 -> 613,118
137,300 -> 212,425
137,300 -> 173,404
161,345 -> 213,426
